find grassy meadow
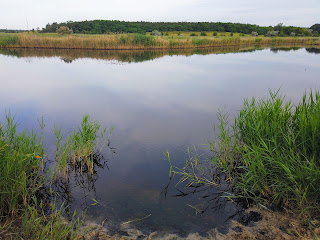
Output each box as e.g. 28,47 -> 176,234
0,32 -> 319,50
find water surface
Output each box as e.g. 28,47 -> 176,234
0,46 -> 319,236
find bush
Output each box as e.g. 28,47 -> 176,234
213,32 -> 217,37
251,31 -> 258,37
56,26 -> 73,35
190,33 -> 197,36
150,30 -> 162,36
200,32 -> 207,36
266,31 -> 279,37
290,32 -> 296,37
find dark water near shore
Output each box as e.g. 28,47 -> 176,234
0,46 -> 319,236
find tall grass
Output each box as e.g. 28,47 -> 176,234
0,113 -> 107,239
54,114 -> 110,177
230,90 -> 320,213
0,113 -> 45,216
170,90 -> 320,215
0,32 -> 319,50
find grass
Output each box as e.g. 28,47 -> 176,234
0,113 -> 107,239
169,90 -> 320,217
54,114 -> 111,177
0,32 -> 319,50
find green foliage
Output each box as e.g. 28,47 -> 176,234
41,20 -> 275,35
200,32 -> 207,36
0,34 -> 20,46
213,32 -> 217,36
132,34 -> 155,46
0,113 -> 45,216
54,114 -> 109,176
19,203 -> 84,240
0,113 -> 108,239
170,91 -> 320,215
190,33 -> 197,36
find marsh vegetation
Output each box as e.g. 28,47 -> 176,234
0,32 -> 319,50
169,90 -> 320,221
0,114 -> 112,239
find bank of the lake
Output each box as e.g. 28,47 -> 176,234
0,32 -> 320,50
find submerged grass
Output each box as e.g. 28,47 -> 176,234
170,90 -> 320,217
0,32 -> 319,50
0,113 -> 107,239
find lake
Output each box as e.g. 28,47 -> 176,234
0,46 -> 319,236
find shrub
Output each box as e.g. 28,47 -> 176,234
213,32 -> 217,37
266,31 -> 279,37
190,33 -> 197,36
251,31 -> 258,37
150,30 -> 162,36
290,32 -> 296,37
56,26 -> 73,35
200,32 -> 207,36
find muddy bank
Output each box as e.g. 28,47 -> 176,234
80,206 -> 319,240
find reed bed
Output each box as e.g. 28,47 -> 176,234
0,113 -> 45,216
0,113 -> 107,239
0,33 -> 319,50
169,90 -> 320,216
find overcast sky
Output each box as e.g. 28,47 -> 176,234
1,0 -> 319,30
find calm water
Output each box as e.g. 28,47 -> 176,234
0,46 -> 319,236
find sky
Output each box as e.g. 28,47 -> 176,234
1,0 -> 319,30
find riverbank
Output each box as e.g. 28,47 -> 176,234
72,206 -> 320,239
0,33 -> 319,50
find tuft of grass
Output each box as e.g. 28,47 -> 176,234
54,114 -> 110,177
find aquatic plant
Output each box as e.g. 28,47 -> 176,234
0,113 -> 45,216
0,113 -> 99,239
169,90 -> 320,215
54,114 -> 111,176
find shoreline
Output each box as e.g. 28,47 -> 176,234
79,206 -> 318,240
0,33 -> 319,50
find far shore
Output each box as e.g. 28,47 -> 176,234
0,33 -> 319,50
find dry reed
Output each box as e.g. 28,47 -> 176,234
0,33 -> 319,50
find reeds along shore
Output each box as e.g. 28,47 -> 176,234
0,33 -> 320,50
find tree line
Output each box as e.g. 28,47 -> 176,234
41,20 -> 319,36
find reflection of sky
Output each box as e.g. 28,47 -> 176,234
0,48 -> 319,234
